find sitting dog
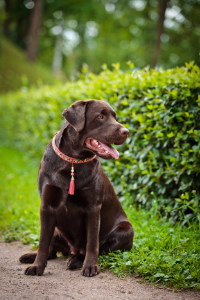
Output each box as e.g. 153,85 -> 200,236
19,99 -> 134,277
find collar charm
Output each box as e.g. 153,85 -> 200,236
52,132 -> 96,195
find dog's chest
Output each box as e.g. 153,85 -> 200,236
65,192 -> 91,210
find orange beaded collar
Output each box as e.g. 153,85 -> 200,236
52,131 -> 96,195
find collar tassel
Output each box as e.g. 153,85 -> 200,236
68,163 -> 75,195
52,132 -> 96,196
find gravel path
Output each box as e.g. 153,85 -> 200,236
0,242 -> 199,300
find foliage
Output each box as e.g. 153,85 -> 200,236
0,39 -> 55,93
0,146 -> 199,289
0,62 -> 200,223
99,207 -> 200,290
3,0 -> 200,75
0,147 -> 40,247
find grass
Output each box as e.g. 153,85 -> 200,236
0,145 -> 200,289
0,38 -> 55,93
99,209 -> 200,289
0,146 -> 40,247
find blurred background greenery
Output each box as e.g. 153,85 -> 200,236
0,1 -> 200,288
0,0 -> 200,93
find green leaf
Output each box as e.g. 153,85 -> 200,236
167,132 -> 175,138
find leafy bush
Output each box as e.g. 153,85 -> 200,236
0,61 -> 200,223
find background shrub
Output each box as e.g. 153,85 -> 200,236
0,61 -> 200,223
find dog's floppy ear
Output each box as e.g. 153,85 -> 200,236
57,120 -> 68,147
62,100 -> 87,132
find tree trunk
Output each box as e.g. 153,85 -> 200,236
26,0 -> 43,62
52,35 -> 63,77
3,0 -> 11,37
151,0 -> 169,68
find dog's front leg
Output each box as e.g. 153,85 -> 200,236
25,204 -> 56,276
82,206 -> 101,277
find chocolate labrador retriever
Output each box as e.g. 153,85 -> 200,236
19,99 -> 134,277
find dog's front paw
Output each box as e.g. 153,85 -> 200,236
81,262 -> 100,277
24,263 -> 46,276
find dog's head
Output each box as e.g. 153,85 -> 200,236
62,100 -> 129,160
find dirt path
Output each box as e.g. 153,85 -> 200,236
0,242 -> 199,300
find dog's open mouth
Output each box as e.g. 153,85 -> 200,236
85,138 -> 119,159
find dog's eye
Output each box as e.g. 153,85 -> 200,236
97,115 -> 105,120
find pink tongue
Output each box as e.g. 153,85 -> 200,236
98,141 -> 119,159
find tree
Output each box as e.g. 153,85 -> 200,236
2,0 -> 200,73
3,0 -> 10,37
152,0 -> 169,68
26,0 -> 43,62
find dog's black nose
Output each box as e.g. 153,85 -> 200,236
119,127 -> 129,137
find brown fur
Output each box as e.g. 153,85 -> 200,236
19,100 -> 134,277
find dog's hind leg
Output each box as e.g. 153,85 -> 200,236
99,221 -> 134,255
48,228 -> 70,258
19,228 -> 70,264
19,252 -> 37,264
67,254 -> 85,270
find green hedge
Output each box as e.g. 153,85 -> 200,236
0,61 -> 200,223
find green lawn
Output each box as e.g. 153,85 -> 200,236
0,146 -> 199,289
0,146 -> 40,246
